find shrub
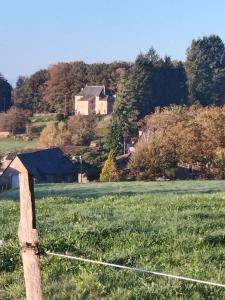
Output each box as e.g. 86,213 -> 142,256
55,113 -> 65,122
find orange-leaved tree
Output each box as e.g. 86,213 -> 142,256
38,121 -> 71,148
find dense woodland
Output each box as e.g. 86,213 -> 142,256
1,34 -> 225,180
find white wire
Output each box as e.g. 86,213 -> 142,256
46,251 -> 225,289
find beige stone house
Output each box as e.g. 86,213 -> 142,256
75,85 -> 114,115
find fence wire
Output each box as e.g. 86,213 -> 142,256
47,251 -> 225,289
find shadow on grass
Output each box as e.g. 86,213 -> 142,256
1,180 -> 225,201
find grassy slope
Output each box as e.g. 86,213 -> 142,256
1,181 -> 225,299
0,115 -> 56,156
0,138 -> 37,155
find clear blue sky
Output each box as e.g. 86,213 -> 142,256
1,0 -> 225,85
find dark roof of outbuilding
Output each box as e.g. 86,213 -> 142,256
17,148 -> 77,180
77,85 -> 105,98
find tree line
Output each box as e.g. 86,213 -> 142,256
1,34 -> 225,119
109,35 -> 225,154
0,35 -> 224,114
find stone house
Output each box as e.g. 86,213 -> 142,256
75,85 -> 114,115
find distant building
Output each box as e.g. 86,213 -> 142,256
0,148 -> 79,190
75,85 -> 115,115
0,131 -> 10,139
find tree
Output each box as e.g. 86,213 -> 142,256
13,70 -> 49,112
0,74 -> 12,112
107,49 -> 189,156
107,71 -> 138,155
129,128 -> 180,180
127,49 -> 188,119
130,105 -> 225,180
43,62 -> 88,112
0,106 -> 31,134
151,57 -> 188,108
38,122 -> 71,148
86,61 -> 131,94
68,115 -> 96,146
186,35 -> 225,105
100,151 -> 120,182
129,53 -> 154,119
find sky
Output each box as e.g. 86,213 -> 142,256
1,0 -> 225,85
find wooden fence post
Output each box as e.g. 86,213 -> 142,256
18,171 -> 43,300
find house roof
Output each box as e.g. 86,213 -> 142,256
77,85 -> 105,97
3,152 -> 17,161
16,148 -> 77,180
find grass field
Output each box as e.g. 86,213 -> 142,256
0,138 -> 37,155
0,114 -> 56,155
1,181 -> 225,299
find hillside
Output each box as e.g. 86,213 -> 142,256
1,181 -> 225,299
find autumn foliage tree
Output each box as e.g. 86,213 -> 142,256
38,122 -> 71,148
68,115 -> 96,146
100,151 -> 120,182
130,105 -> 225,179
213,148 -> 225,179
0,106 -> 31,134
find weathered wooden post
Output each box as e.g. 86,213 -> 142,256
3,148 -> 76,299
13,157 -> 43,300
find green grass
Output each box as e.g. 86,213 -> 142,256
31,114 -> 57,123
1,181 -> 225,299
0,138 -> 37,155
0,114 -> 56,155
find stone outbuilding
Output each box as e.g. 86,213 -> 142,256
0,148 -> 79,190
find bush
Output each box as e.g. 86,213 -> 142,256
55,113 -> 65,122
